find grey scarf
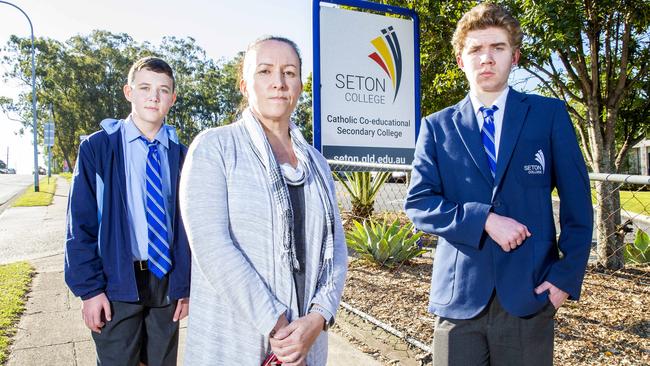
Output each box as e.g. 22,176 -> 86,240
241,109 -> 335,287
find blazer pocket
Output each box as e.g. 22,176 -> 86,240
429,243 -> 459,306
516,139 -> 552,188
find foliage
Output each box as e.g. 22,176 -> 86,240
333,171 -> 391,218
12,177 -> 56,207
0,261 -> 33,364
624,229 -> 650,264
346,218 -> 426,268
506,0 -> 650,170
293,73 -> 313,143
503,0 -> 650,269
1,31 -> 243,170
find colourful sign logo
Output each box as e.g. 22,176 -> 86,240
368,26 -> 402,102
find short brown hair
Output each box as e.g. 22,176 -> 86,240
452,3 -> 523,56
127,56 -> 176,91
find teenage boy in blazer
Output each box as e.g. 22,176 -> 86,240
65,57 -> 191,365
405,4 -> 592,365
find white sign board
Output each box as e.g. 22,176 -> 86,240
318,5 -> 418,165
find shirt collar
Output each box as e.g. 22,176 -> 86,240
469,87 -> 510,116
124,114 -> 169,149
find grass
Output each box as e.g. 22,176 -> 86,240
553,188 -> 650,216
0,262 -> 34,364
12,177 -> 57,207
618,190 -> 650,216
58,172 -> 72,183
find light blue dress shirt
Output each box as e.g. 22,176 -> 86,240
122,116 -> 174,261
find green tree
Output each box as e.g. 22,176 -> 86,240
505,0 -> 650,269
1,31 -> 244,168
294,73 -> 313,143
213,52 -> 244,125
2,31 -> 142,170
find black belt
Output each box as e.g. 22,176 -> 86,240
134,260 -> 148,271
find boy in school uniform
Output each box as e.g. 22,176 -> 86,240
405,4 -> 592,365
65,56 -> 191,365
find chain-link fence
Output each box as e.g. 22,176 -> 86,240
329,160 -> 650,366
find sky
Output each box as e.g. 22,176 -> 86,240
0,0 -> 312,173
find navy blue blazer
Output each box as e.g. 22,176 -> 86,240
64,119 -> 191,302
405,89 -> 593,319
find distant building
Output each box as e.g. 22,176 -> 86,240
627,139 -> 650,176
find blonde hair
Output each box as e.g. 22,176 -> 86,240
452,3 -> 523,56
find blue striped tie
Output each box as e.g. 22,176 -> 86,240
142,138 -> 172,278
480,105 -> 498,177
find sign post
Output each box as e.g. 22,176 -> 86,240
314,0 -> 420,165
44,121 -> 54,179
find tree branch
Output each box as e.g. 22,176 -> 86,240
525,59 -> 583,102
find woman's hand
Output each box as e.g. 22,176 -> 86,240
270,313 -> 290,338
269,312 -> 325,365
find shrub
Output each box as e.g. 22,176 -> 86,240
346,218 -> 426,268
333,171 -> 391,219
624,229 -> 650,264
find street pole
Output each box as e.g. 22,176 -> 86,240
0,1 -> 38,191
47,103 -> 53,180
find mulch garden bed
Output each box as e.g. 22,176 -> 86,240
339,211 -> 649,365
341,255 -> 650,365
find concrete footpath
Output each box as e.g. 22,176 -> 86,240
2,176 -> 381,365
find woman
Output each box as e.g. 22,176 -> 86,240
179,36 -> 348,366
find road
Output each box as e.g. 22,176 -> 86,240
0,174 -> 33,206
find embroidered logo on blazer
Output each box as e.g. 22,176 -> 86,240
524,149 -> 545,175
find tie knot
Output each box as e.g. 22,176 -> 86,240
140,137 -> 159,151
480,105 -> 498,118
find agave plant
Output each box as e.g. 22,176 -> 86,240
624,229 -> 650,264
333,171 -> 391,219
346,218 -> 426,268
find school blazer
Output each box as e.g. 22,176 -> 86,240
405,89 -> 593,319
64,119 -> 191,302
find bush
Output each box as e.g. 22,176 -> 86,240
333,171 -> 391,219
346,218 -> 426,268
624,229 -> 650,264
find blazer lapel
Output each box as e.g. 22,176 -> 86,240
493,89 -> 530,192
453,95 -> 494,186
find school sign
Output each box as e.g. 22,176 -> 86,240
313,0 -> 420,165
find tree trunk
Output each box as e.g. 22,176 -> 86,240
594,181 -> 625,269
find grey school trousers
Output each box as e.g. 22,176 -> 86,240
432,295 -> 556,366
91,264 -> 179,366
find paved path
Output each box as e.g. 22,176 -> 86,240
1,176 -> 381,365
0,176 -> 68,265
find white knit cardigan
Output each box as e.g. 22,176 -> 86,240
179,121 -> 348,365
